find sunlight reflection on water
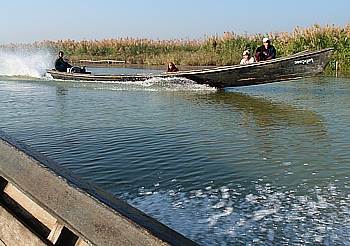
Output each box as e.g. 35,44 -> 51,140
1,73 -> 350,245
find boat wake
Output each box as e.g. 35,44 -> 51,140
0,47 -> 53,78
143,77 -> 216,91
99,77 -> 217,92
45,76 -> 217,92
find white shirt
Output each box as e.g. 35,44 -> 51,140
240,56 -> 255,65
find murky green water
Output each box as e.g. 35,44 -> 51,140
1,71 -> 349,245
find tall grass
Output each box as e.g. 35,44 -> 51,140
2,23 -> 349,70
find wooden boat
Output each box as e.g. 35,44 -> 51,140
0,131 -> 197,245
46,48 -> 333,88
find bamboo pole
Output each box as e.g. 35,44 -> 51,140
335,61 -> 339,77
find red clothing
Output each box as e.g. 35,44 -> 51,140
166,67 -> 179,72
166,62 -> 179,72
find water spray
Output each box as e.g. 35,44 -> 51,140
0,47 -> 54,78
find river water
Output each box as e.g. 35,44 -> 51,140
0,51 -> 350,245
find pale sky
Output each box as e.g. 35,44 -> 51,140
1,0 -> 349,44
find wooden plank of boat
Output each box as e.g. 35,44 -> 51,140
0,131 -> 197,246
46,48 -> 333,88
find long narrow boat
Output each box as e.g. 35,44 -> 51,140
46,48 -> 333,88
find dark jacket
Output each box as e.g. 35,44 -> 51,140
255,45 -> 276,61
54,57 -> 71,71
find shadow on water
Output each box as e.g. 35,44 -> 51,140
188,89 -> 324,128
180,87 -> 344,188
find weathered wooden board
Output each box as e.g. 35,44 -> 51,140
0,131 -> 197,246
180,48 -> 334,87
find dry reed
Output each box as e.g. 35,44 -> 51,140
1,23 -> 349,70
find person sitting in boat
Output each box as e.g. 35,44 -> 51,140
240,50 -> 255,64
255,38 -> 276,62
166,62 -> 179,72
55,51 -> 72,72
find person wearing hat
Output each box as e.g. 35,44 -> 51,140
240,50 -> 255,65
255,37 -> 276,62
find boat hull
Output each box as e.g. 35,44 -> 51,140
179,48 -> 334,88
45,70 -> 157,82
46,48 -> 333,88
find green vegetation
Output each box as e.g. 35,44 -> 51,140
3,23 -> 350,70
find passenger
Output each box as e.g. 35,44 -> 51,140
255,38 -> 276,62
166,62 -> 179,72
240,50 -> 255,64
54,51 -> 72,72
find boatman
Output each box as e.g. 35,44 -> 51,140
55,51 -> 72,72
255,38 -> 276,62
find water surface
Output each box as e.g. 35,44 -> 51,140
1,63 -> 350,245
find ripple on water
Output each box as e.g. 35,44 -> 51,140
125,180 -> 350,245
1,76 -> 350,245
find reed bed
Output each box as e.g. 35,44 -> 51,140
2,23 -> 349,70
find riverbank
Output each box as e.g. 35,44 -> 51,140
73,62 -> 215,72
1,23 -> 349,70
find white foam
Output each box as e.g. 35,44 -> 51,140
125,181 -> 350,245
0,47 -> 53,78
144,77 -> 217,91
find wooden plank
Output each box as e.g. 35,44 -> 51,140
75,238 -> 91,246
0,134 -> 200,246
0,206 -> 48,246
47,221 -> 64,244
3,182 -> 57,230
